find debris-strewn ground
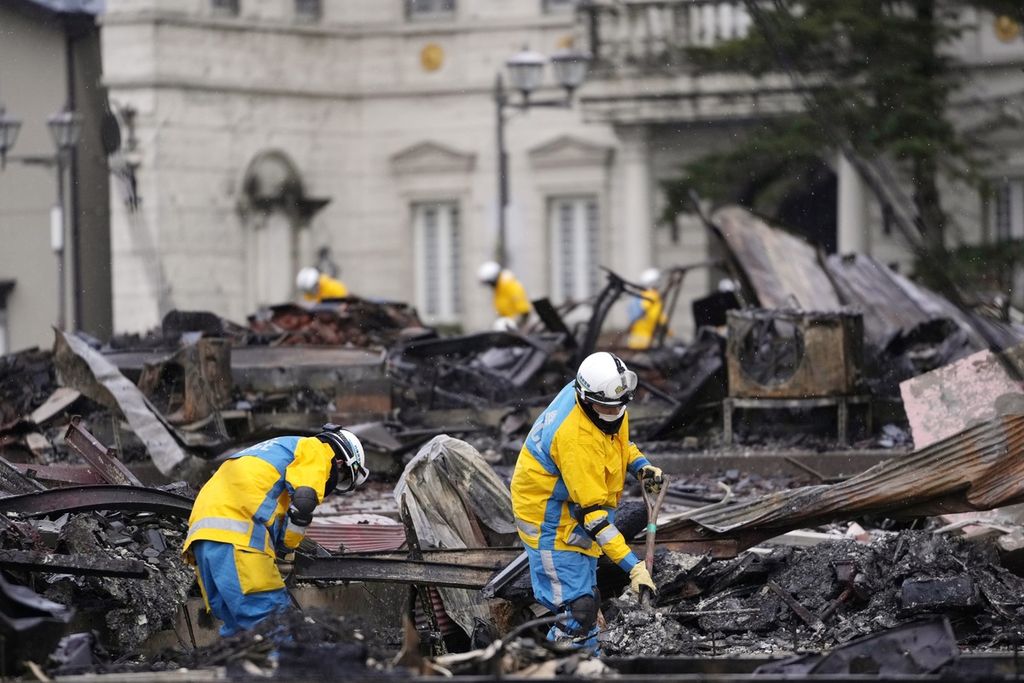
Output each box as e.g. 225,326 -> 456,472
604,532 -> 1024,657
39,511 -> 194,652
110,608 -> 402,679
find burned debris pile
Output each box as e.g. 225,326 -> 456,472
605,532 -> 1024,657
248,298 -> 430,348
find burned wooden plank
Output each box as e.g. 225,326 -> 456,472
0,549 -> 148,578
291,556 -> 498,589
768,580 -> 824,632
63,416 -> 142,487
351,547 -> 523,569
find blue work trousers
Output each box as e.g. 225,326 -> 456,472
192,540 -> 291,637
524,546 -> 600,650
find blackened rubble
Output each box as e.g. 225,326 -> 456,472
122,608 -> 402,678
603,532 -> 1024,658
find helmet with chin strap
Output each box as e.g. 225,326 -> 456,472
316,424 -> 368,494
639,268 -> 661,288
574,352 -> 638,407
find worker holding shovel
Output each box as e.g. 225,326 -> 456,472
511,352 -> 663,651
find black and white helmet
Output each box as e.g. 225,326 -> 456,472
574,352 -> 638,407
316,423 -> 368,494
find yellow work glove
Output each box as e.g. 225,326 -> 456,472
638,464 -> 664,494
629,563 -> 656,595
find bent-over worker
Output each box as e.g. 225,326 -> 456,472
510,352 -> 664,649
296,266 -> 349,303
477,261 -> 531,328
182,425 -> 368,636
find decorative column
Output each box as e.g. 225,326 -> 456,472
617,125 -> 653,282
837,152 -> 869,254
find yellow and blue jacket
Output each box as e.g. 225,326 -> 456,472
183,436 -> 334,563
511,382 -> 651,571
627,287 -> 666,350
494,271 -> 531,319
305,274 -> 349,302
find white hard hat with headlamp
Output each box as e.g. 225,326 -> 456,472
575,352 -> 638,408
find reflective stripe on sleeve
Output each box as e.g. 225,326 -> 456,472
516,519 -> 539,536
595,524 -> 621,546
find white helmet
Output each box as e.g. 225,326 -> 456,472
493,316 -> 517,332
575,352 -> 638,407
477,261 -> 501,285
639,268 -> 661,288
316,423 -> 368,494
296,267 -> 320,294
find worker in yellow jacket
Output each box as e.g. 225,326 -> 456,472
477,261 -> 531,328
182,425 -> 368,636
627,268 -> 667,350
296,267 -> 349,303
511,352 -> 663,649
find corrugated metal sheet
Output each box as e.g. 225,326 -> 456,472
659,413 -> 1024,550
825,253 -> 1023,350
306,515 -> 406,553
713,207 -> 841,311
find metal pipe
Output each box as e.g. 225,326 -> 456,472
494,73 -> 509,267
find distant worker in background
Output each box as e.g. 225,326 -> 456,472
296,266 -> 348,303
182,425 -> 368,636
477,261 -> 531,330
626,268 -> 667,350
511,352 -> 662,650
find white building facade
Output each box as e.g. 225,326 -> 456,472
99,0 -> 1024,338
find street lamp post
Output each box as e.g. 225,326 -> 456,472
494,46 -> 591,268
0,100 -> 81,330
47,107 -> 83,332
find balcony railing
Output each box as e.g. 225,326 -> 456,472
578,0 -> 753,74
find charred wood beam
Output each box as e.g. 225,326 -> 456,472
0,455 -> 47,495
291,556 -> 498,589
0,485 -> 193,519
64,416 -> 143,488
0,549 -> 148,578
9,463 -> 105,485
350,547 -> 523,568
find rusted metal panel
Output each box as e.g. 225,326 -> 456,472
0,485 -> 193,519
726,309 -> 863,399
0,549 -> 148,578
713,207 -> 841,311
63,416 -> 142,488
658,413 -> 1024,550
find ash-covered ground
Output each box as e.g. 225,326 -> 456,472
603,532 -> 1024,657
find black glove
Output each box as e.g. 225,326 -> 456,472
288,486 -> 317,527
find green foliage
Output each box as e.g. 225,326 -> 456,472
915,238 -> 1024,293
665,0 -> 1022,241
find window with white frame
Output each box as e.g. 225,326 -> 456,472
989,178 -> 1024,242
413,202 -> 462,324
407,0 -> 455,20
549,196 -> 600,303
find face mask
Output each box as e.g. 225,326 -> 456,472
596,405 -> 626,422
